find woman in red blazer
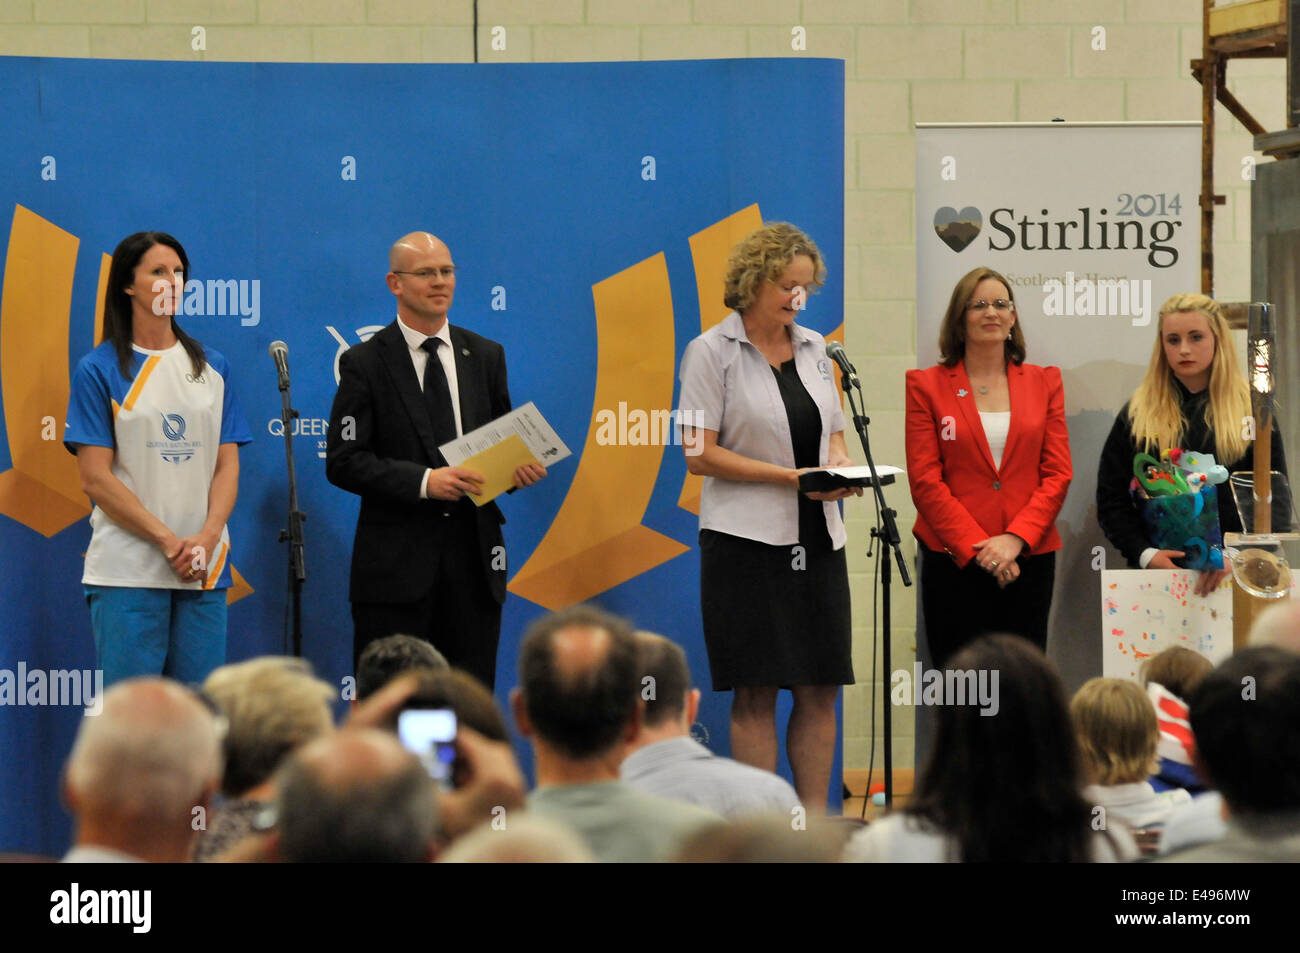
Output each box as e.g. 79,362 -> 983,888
906,266 -> 1072,666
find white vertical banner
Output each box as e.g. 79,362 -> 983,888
913,122 -> 1201,676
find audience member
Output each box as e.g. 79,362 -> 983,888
344,672 -> 527,845
388,667 -> 508,741
271,728 -> 439,863
843,635 -> 1135,862
62,678 -> 222,862
355,633 -> 449,701
193,656 -> 335,861
439,815 -> 595,863
1141,645 -> 1213,701
512,605 -> 720,862
1138,646 -> 1213,793
1156,790 -> 1227,856
1072,677 -> 1190,841
1162,647 -> 1300,861
1249,600 -> 1300,654
621,631 -> 801,819
673,816 -> 853,863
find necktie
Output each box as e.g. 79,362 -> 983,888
420,337 -> 457,448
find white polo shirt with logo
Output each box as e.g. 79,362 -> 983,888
64,340 -> 252,590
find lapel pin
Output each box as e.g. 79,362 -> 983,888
957,388 -> 968,397
461,348 -> 470,356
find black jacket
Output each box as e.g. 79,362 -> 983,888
1096,380 -> 1289,567
325,320 -> 510,604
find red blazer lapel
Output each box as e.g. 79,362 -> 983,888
950,360 -> 997,475
1002,363 -> 1027,474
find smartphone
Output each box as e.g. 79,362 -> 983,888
397,707 -> 457,786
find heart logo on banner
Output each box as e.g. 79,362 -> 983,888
933,206 -> 983,252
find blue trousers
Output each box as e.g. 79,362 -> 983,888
85,585 -> 228,687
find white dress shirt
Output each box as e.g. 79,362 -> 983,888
395,314 -> 463,499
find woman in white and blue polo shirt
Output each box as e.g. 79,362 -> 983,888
677,222 -> 859,811
64,232 -> 252,686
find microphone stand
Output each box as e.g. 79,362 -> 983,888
838,365 -> 911,809
276,369 -> 307,658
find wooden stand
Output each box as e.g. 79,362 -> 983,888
1231,569 -> 1281,650
1193,0 -> 1292,293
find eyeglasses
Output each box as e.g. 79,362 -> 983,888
394,267 -> 458,280
966,299 -> 1014,313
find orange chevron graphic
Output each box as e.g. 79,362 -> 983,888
0,206 -> 91,537
93,252 -> 110,346
0,205 -> 251,605
227,565 -> 253,603
677,204 -> 764,516
508,252 -> 688,610
826,322 -> 846,393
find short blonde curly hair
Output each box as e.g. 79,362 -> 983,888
722,222 -> 827,312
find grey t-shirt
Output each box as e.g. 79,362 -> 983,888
527,781 -> 720,863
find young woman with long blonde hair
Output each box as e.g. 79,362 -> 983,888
1096,293 -> 1287,595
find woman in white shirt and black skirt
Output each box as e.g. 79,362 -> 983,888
677,222 -> 859,811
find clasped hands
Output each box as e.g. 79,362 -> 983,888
972,533 -> 1025,589
161,529 -> 222,584
425,462 -> 547,501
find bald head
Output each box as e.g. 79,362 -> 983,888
275,729 -> 438,863
518,605 -> 639,759
389,232 -> 448,272
294,729 -> 414,788
65,678 -> 222,830
386,231 -> 456,329
440,815 -> 595,863
1249,600 -> 1300,654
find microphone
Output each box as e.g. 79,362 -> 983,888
269,340 -> 291,392
825,341 -> 860,390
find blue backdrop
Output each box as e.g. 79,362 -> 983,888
0,55 -> 844,855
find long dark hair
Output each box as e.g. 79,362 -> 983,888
102,231 -> 205,379
905,634 -> 1097,862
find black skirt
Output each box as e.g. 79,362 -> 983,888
699,529 -> 854,691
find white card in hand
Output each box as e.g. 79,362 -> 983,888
439,401 -> 571,468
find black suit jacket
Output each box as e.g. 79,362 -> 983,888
326,320 -> 510,605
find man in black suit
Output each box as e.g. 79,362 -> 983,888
326,232 -> 545,689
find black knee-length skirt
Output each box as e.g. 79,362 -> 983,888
699,529 -> 855,691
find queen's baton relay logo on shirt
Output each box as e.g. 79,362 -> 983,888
151,412 -> 199,464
